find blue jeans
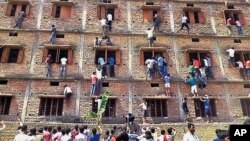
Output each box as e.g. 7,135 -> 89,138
90,83 -> 96,95
49,34 -> 56,44
237,26 -> 243,35
60,64 -> 67,77
46,65 -> 52,77
158,66 -> 165,77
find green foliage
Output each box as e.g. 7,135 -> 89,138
98,91 -> 110,114
84,112 -> 98,119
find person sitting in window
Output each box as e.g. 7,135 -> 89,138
64,85 -> 72,98
106,36 -> 112,46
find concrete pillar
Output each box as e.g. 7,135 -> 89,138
223,84 -> 233,122
169,4 -> 175,32
21,81 -> 31,122
82,0 -> 87,30
211,17 -> 217,34
37,0 -> 44,29
172,36 -> 183,120
214,38 -> 225,77
127,1 -> 132,31
128,35 -> 133,113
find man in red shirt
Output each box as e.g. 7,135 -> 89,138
192,59 -> 201,78
91,72 -> 97,95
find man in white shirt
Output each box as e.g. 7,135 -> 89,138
14,125 -> 30,141
145,58 -> 156,79
75,126 -> 87,141
177,15 -> 189,33
53,126 -> 62,141
167,127 -> 176,141
60,57 -> 67,77
226,47 -> 235,67
61,128 -> 71,141
146,26 -> 155,47
98,57 -> 107,78
139,101 -> 147,124
100,18 -> 107,29
64,85 -> 72,98
183,123 -> 200,141
236,19 -> 243,35
107,13 -> 113,31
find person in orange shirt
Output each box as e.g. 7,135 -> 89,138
245,60 -> 250,79
192,59 -> 201,78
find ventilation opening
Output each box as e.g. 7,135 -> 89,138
187,3 -> 194,7
9,32 -> 18,36
227,5 -> 235,9
56,34 -> 65,38
151,83 -> 159,87
102,82 -> 109,87
146,2 -> 154,5
243,84 -> 250,88
192,38 -> 199,42
50,81 -> 59,86
0,80 -> 8,85
234,39 -> 241,43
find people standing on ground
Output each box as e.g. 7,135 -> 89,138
64,85 -> 72,98
146,26 -> 155,47
185,76 -> 198,98
183,123 -> 200,141
91,72 -> 97,95
60,56 -> 67,77
52,126 -> 62,141
14,11 -> 25,28
182,97 -> 190,123
226,47 -> 235,67
75,126 -> 87,141
49,25 -> 57,44
226,17 -> 233,35
44,54 -> 52,77
107,13 -> 113,32
177,14 -> 189,33
164,73 -> 172,97
108,56 -> 115,77
89,128 -> 102,141
157,130 -> 167,141
139,101 -> 147,124
200,95 -> 212,123
167,127 -> 176,141
235,19 -> 243,35
14,125 -> 30,141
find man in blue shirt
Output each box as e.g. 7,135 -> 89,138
200,95 -> 212,123
157,55 -> 165,78
89,128 -> 102,141
108,56 -> 115,77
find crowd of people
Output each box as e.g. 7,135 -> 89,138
2,117 -> 248,141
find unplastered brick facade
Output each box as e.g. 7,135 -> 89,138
0,0 -> 249,134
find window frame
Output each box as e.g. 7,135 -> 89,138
140,48 -> 168,65
224,9 -> 245,26
6,2 -> 30,17
0,96 -> 12,115
0,47 -> 24,64
96,4 -> 119,20
193,98 -> 217,117
51,2 -> 73,19
185,50 -> 212,66
42,47 -> 73,65
182,7 -> 205,24
38,97 -> 64,116
240,98 -> 250,117
145,99 -> 168,117
92,98 -> 116,117
95,47 -> 121,65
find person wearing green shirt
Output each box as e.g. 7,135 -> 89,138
185,76 -> 198,98
188,62 -> 195,78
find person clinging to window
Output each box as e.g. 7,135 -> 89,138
145,26 -> 155,47
44,54 -> 52,77
98,56 -> 107,78
153,14 -> 160,33
14,11 -> 25,28
49,25 -> 57,44
107,13 -> 113,31
64,85 -> 72,98
60,56 -> 67,77
94,37 -> 101,47
106,36 -> 112,46
226,17 -> 233,35
177,14 -> 189,34
235,19 -> 243,35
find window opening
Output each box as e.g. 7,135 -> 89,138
8,49 -> 19,63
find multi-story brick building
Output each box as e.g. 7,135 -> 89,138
0,0 -> 250,139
